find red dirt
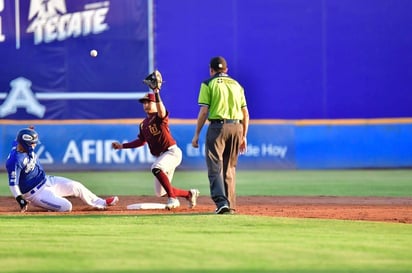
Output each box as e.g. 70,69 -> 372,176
1,196 -> 411,224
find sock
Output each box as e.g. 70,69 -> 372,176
152,168 -> 175,198
173,188 -> 190,198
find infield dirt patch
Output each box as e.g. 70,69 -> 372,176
0,196 -> 411,224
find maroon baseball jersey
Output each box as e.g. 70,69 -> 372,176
129,112 -> 176,157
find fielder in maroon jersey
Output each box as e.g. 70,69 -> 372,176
112,89 -> 199,210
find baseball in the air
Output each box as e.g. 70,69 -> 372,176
90,49 -> 98,57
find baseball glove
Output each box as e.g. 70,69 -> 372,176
143,70 -> 163,90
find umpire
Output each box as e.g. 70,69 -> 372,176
192,56 -> 249,214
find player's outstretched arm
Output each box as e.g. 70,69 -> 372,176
153,89 -> 167,119
112,139 -> 145,150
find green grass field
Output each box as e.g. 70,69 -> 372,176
0,170 -> 411,273
2,169 -> 410,197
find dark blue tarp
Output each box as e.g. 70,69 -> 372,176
1,0 -> 411,120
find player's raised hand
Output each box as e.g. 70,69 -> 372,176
143,70 -> 162,91
111,142 -> 122,150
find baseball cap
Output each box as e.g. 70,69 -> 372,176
138,93 -> 155,103
210,56 -> 227,71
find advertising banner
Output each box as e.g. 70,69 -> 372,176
0,0 -> 151,119
2,123 -> 411,171
0,124 -> 296,171
295,124 -> 412,169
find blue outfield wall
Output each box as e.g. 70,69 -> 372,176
295,124 -> 412,169
1,123 -> 411,171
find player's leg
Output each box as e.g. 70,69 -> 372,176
25,177 -> 72,212
153,146 -> 191,198
154,177 -> 167,197
152,165 -> 177,197
162,147 -> 200,207
152,164 -> 179,209
48,175 -> 108,209
151,146 -> 182,196
152,151 -> 173,197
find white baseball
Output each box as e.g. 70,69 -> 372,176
90,49 -> 98,57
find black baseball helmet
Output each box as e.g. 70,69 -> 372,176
16,128 -> 40,151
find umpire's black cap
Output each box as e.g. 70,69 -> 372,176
210,56 -> 227,72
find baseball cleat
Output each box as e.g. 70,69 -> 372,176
188,189 -> 200,208
165,197 -> 180,210
215,205 -> 230,214
105,196 -> 119,206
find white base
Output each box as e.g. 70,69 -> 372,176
127,203 -> 166,210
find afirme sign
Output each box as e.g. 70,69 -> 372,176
0,124 -> 295,170
1,123 -> 411,170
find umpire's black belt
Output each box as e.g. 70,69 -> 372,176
209,119 -> 241,124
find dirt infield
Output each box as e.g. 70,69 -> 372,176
1,196 -> 411,223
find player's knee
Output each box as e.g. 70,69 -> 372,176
152,168 -> 161,176
58,202 -> 72,212
70,181 -> 83,196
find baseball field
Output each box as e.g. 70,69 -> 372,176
0,169 -> 411,272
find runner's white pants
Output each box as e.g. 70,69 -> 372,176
23,175 -> 107,212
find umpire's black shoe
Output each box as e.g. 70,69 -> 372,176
215,205 -> 230,214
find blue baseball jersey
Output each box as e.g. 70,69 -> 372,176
5,142 -> 46,194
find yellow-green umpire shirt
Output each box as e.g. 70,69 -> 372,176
198,73 -> 247,120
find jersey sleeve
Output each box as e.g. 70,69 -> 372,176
6,153 -> 23,197
198,83 -> 210,107
240,86 -> 247,108
122,138 -> 145,149
122,123 -> 146,149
